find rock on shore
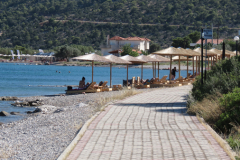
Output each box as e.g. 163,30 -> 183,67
0,111 -> 10,116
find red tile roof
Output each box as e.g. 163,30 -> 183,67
109,49 -> 142,54
109,36 -> 151,41
196,39 -> 224,44
109,36 -> 125,41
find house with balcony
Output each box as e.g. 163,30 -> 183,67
101,36 -> 151,56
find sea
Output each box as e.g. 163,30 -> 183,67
0,62 -> 192,123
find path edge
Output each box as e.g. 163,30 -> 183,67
57,111 -> 101,160
197,116 -> 237,160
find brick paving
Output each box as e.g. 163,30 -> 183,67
67,85 -> 230,160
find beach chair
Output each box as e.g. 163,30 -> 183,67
135,77 -> 150,89
175,76 -> 185,82
65,82 -> 100,94
112,84 -> 122,91
99,81 -> 112,92
159,75 -> 169,83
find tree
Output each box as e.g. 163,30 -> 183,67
188,31 -> 200,43
172,36 -> 192,48
121,44 -> 138,57
54,45 -> 81,59
149,43 -> 161,53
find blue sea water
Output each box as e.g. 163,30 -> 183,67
0,62 -> 192,123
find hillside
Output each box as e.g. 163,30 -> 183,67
0,0 -> 239,50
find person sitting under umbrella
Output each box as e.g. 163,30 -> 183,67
79,77 -> 86,88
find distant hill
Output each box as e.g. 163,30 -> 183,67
0,0 -> 239,49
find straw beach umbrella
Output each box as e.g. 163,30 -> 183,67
153,46 -> 191,80
148,54 -> 170,79
136,55 -> 160,80
73,53 -> 112,82
120,55 -> 146,86
104,54 -> 132,87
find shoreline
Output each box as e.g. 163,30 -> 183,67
0,88 -> 150,159
1,60 -> 194,70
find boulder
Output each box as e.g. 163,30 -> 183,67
0,122 -> 3,125
10,112 -> 20,115
33,108 -> 42,113
53,108 -> 65,113
0,111 -> 10,116
26,111 -> 33,114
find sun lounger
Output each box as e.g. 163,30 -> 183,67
135,77 -> 150,89
99,81 -> 112,92
151,75 -> 169,84
112,84 -> 123,91
65,82 -> 101,94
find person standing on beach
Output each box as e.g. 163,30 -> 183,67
79,77 -> 86,88
171,67 -> 177,80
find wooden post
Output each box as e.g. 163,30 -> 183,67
187,56 -> 189,78
155,62 -> 157,78
211,56 -> 213,67
170,55 -> 172,81
152,62 -> 154,78
178,56 -> 181,79
196,56 -> 198,74
127,64 -> 128,86
92,61 -> 94,82
110,63 -> 112,87
192,56 -> 195,77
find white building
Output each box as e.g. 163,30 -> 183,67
101,36 -> 151,56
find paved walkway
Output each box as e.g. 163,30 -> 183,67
67,86 -> 230,160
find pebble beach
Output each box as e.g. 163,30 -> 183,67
0,89 -> 145,160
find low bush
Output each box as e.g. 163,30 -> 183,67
215,88 -> 240,132
192,56 -> 240,101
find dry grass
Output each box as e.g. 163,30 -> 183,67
92,87 -> 142,112
188,94 -> 240,159
187,94 -> 223,126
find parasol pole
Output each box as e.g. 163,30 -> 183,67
211,56 -> 213,67
141,63 -> 143,81
192,56 -> 195,77
158,62 -> 159,80
127,64 -> 129,86
110,63 -> 112,87
152,62 -> 154,78
199,56 -> 200,73
178,56 -> 181,79
155,62 -> 157,78
92,61 -> 94,82
187,56 -> 189,78
170,55 -> 172,81
196,56 -> 198,74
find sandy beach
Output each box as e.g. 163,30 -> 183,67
0,88 -> 151,159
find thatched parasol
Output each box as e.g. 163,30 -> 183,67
104,54 -> 131,87
120,55 -> 146,86
153,47 -> 194,80
136,55 -> 160,80
73,53 -> 112,82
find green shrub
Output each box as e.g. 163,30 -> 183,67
215,88 -> 240,132
227,135 -> 240,151
192,56 -> 240,101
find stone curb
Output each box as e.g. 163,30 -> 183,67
57,111 -> 101,160
198,117 -> 236,160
